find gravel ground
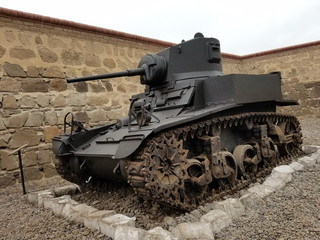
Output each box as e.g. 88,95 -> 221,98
0,116 -> 319,239
0,177 -> 110,240
215,164 -> 320,240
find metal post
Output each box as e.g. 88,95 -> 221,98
18,150 -> 26,195
9,144 -> 28,195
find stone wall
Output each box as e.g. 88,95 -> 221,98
223,44 -> 320,116
0,10 -> 169,187
0,8 -> 319,187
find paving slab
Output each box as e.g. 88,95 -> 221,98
212,198 -> 245,219
200,209 -> 232,233
114,225 -> 147,240
83,210 -> 116,231
172,222 -> 214,240
99,214 -> 136,239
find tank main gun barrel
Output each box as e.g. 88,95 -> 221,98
67,68 -> 146,83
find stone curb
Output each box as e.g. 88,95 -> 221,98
27,146 -> 320,240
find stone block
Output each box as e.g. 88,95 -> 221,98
74,82 -> 88,92
23,167 -> 44,181
23,151 -> 38,167
0,150 -> 18,170
50,79 -> 67,92
212,198 -> 245,219
297,156 -> 316,168
200,209 -> 232,233
27,66 -> 39,77
51,94 -> 66,107
272,165 -> 294,174
289,161 -> 304,171
45,111 -> 58,125
88,82 -> 105,93
28,190 -> 54,206
36,95 -> 51,107
9,46 -> 36,59
38,191 -> 54,208
88,109 -> 107,122
42,66 -> 64,78
38,47 -> 58,63
25,112 -> 44,127
38,150 -> 51,164
50,195 -> 73,216
269,165 -> 293,182
0,77 -> 22,92
171,222 -> 214,240
114,226 -> 147,240
22,78 -> 48,92
43,126 -> 59,143
9,129 -> 42,148
2,95 -> 18,109
66,204 -> 98,223
61,199 -> 80,218
87,95 -> 109,106
103,58 -> 116,68
43,196 -> 58,209
53,184 -> 80,197
3,62 -> 26,77
68,93 -> 86,106
5,112 -> 29,128
100,214 -> 136,239
83,210 -> 116,231
240,192 -> 264,211
20,96 -> 35,108
146,227 -> 173,240
263,175 -> 286,191
74,112 -> 89,123
247,184 -> 275,198
302,145 -> 320,154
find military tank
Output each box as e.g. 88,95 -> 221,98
52,33 -> 302,210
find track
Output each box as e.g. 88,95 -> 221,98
126,112 -> 303,210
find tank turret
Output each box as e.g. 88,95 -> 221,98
52,33 -> 302,210
68,33 -> 223,86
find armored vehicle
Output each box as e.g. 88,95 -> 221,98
53,33 -> 302,210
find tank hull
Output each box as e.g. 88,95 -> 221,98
52,35 -> 302,210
